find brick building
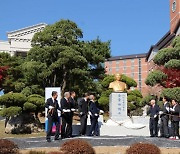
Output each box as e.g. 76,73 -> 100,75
105,53 -> 148,96
145,0 -> 180,96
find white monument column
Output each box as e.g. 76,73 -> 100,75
109,92 -> 127,121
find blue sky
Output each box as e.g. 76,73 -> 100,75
0,0 -> 169,56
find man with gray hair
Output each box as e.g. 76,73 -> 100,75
147,99 -> 160,137
60,91 -> 71,139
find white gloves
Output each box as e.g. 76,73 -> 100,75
49,106 -> 54,109
94,113 -> 98,116
100,110 -> 104,114
88,111 -> 92,116
170,108 -> 175,112
63,109 -> 71,112
166,107 -> 170,112
159,111 -> 163,115
154,114 -> 157,118
71,108 -> 75,112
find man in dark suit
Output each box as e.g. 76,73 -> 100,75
169,99 -> 180,140
45,91 -> 62,142
147,99 -> 160,137
60,92 -> 71,139
88,95 -> 100,136
159,97 -> 170,138
78,93 -> 89,136
69,91 -> 76,137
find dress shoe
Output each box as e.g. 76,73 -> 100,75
47,139 -> 51,142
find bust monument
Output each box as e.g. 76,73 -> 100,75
109,74 -> 127,92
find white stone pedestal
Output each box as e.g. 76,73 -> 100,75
109,92 -> 127,121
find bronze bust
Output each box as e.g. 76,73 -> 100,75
109,74 -> 127,92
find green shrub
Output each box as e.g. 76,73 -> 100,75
161,87 -> 180,102
98,96 -> 109,111
23,102 -> 37,111
128,89 -> 142,98
0,93 -> 27,108
127,95 -> 136,102
140,95 -> 157,106
145,70 -> 167,86
127,102 -> 136,110
101,89 -> 113,97
121,74 -> 137,87
21,87 -> 32,97
165,59 -> 180,69
0,106 -> 22,117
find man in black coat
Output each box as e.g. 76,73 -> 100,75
159,97 -> 170,138
147,99 -> 160,137
69,91 -> 76,137
78,93 -> 89,136
169,99 -> 180,140
45,91 -> 62,142
88,95 -> 100,136
60,92 -> 71,139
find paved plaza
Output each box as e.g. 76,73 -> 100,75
8,136 -> 180,149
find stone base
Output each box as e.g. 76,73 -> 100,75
72,116 -> 150,136
101,116 -> 149,136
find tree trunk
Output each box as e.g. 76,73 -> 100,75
53,73 -> 56,87
61,65 -> 67,97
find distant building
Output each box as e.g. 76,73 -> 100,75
146,0 -> 180,70
145,0 -> 180,96
105,53 -> 148,96
0,23 -> 47,56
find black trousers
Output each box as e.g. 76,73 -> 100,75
89,116 -> 98,136
149,118 -> 158,136
160,116 -> 169,137
46,115 -> 60,140
171,120 -> 179,137
69,114 -> 73,137
80,115 -> 87,135
61,116 -> 72,138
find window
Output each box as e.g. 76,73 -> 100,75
109,61 -> 112,65
131,59 -> 134,64
131,72 -> 134,78
109,68 -> 112,72
116,61 -> 120,64
123,59 -> 126,65
116,68 -> 119,72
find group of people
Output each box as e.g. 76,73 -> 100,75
147,97 -> 180,140
45,91 -> 103,142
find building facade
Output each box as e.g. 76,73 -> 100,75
105,53 -> 148,96
0,23 -> 47,56
146,0 -> 180,69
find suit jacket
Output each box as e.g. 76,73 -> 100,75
89,101 -> 100,118
78,98 -> 88,115
171,104 -> 180,121
147,104 -> 160,119
160,102 -> 170,118
60,97 -> 71,118
45,98 -> 61,118
69,97 -> 75,109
